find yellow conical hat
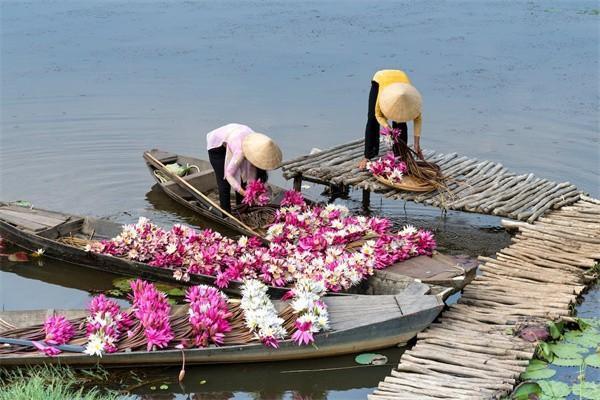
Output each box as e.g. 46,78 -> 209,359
242,133 -> 283,170
379,83 -> 422,122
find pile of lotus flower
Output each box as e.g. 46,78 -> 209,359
367,152 -> 408,185
38,279 -> 328,356
88,191 -> 436,292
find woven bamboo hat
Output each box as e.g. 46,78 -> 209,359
379,83 -> 422,122
242,133 -> 283,170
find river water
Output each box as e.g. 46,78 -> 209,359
1,1 -> 598,399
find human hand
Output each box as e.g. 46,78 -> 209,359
415,146 -> 424,160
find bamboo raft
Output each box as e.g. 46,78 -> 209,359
281,139 -> 583,222
368,196 -> 600,400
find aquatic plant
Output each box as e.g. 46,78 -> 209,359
240,279 -> 286,348
242,180 -> 270,206
514,317 -> 600,399
84,295 -> 132,356
88,206 -> 436,293
288,278 -> 329,345
366,152 -> 408,184
44,315 -> 75,346
280,190 -> 306,208
184,285 -> 232,347
129,280 -> 174,351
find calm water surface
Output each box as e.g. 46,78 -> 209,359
1,1 -> 598,398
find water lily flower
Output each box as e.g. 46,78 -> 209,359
43,315 -> 75,345
242,180 -> 270,206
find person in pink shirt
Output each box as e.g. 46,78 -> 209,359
206,123 -> 282,212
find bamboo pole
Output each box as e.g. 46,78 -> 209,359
144,152 -> 264,239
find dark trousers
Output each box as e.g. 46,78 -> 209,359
364,80 -> 408,159
208,145 -> 243,212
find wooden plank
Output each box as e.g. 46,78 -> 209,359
0,212 -> 49,231
0,208 -> 64,227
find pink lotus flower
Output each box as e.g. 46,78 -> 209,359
32,341 -> 62,357
44,315 -> 75,345
291,320 -> 314,346
130,279 -> 174,351
281,190 -> 306,207
242,180 -> 270,206
185,285 -> 232,347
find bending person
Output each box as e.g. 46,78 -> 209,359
207,123 -> 282,212
359,69 -> 423,170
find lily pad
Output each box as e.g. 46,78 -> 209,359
538,380 -> 570,399
8,251 -> 29,262
521,360 -> 556,380
551,357 -> 584,367
564,329 -> 600,348
112,277 -> 133,292
573,382 -> 600,400
511,381 -> 542,400
575,382 -> 600,399
355,353 -> 388,365
584,353 -> 600,368
548,343 -> 587,359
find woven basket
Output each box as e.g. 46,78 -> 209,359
374,174 -> 436,193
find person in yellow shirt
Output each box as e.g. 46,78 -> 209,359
358,69 -> 423,169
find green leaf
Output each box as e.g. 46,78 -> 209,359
538,380 -> 570,399
199,380 -> 206,385
549,343 -> 587,359
585,353 -> 600,368
578,318 -> 600,329
548,322 -> 561,340
551,357 -> 584,367
511,381 -> 542,400
564,329 -> 600,348
521,360 -> 556,380
355,353 -> 388,365
537,342 -> 554,362
159,384 -> 169,390
574,382 -> 600,400
112,277 -> 133,292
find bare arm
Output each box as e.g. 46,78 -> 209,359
413,114 -> 423,159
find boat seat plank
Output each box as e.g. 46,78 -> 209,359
0,211 -> 49,231
383,253 -> 473,282
0,205 -> 71,221
0,208 -> 66,227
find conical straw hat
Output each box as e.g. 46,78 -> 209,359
242,133 -> 283,170
379,83 -> 422,122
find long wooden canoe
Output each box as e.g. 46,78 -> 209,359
0,202 -> 476,299
0,284 -> 443,367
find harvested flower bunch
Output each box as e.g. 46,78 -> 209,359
35,280 -> 327,357
88,192 -> 436,292
367,152 -> 408,185
242,180 -> 270,206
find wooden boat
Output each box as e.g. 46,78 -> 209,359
0,283 -> 443,366
0,202 -> 476,300
143,149 -> 289,237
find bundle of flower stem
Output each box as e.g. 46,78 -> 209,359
0,302 -> 298,356
393,140 -> 447,191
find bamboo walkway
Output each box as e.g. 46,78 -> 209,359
368,196 -> 600,400
281,139 -> 582,222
